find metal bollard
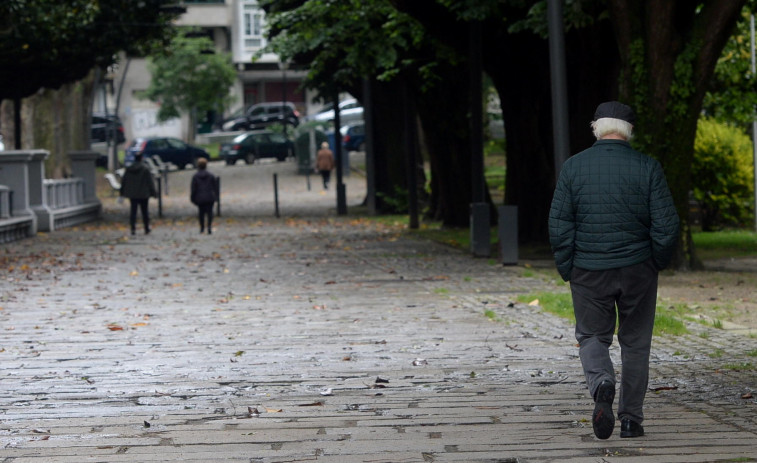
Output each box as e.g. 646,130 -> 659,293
273,173 -> 280,218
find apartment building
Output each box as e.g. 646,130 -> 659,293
99,0 -> 313,143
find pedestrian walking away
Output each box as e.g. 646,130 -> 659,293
120,153 -> 158,235
190,157 -> 218,234
548,101 -> 679,440
316,141 -> 335,190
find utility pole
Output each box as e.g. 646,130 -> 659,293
749,15 -> 757,232
548,0 -> 570,180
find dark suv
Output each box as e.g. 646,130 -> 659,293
222,102 -> 300,131
219,130 -> 293,165
125,137 -> 210,170
91,114 -> 126,144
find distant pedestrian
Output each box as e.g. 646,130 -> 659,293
548,101 -> 679,440
316,142 -> 335,190
190,158 -> 218,235
120,153 -> 157,235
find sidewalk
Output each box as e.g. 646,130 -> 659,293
0,160 -> 755,462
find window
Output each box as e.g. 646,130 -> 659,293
243,2 -> 265,49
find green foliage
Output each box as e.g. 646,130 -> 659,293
703,9 -> 757,129
692,230 -> 757,259
0,0 -> 179,101
258,0 -> 454,99
377,185 -> 410,214
143,31 -> 237,123
693,118 -> 755,230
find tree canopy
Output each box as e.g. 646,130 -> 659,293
0,0 -> 179,102
142,31 -> 237,141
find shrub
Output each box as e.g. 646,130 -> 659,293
693,118 -> 755,230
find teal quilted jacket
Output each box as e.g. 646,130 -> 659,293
548,139 -> 679,281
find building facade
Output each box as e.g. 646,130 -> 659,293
98,0 -> 315,143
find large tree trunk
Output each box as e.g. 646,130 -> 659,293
370,78 -> 416,213
414,60 -> 476,227
608,0 -> 745,270
484,14 -> 621,244
0,69 -> 94,178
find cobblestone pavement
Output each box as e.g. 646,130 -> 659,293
0,160 -> 755,462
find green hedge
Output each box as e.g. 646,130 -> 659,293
693,118 -> 755,230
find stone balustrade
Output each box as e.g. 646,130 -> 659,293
0,150 -> 102,243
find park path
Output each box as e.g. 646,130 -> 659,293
0,159 -> 755,462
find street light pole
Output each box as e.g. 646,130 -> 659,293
749,15 -> 757,232
279,60 -> 289,136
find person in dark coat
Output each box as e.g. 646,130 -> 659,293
120,153 -> 157,235
190,157 -> 218,234
548,101 -> 679,440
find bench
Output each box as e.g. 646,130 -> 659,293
104,172 -> 121,195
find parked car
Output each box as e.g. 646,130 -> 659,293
91,114 -> 126,168
307,98 -> 363,125
341,122 -> 365,152
91,114 -> 126,144
221,102 -> 300,131
220,130 -> 293,165
125,137 -> 210,169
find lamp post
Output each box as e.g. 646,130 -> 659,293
278,60 -> 289,136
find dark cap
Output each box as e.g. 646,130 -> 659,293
593,101 -> 636,125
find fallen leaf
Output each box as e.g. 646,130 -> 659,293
742,392 -> 753,399
107,324 -> 124,331
528,299 -> 539,306
265,407 -> 283,413
130,322 -> 148,327
234,351 -> 245,357
651,386 -> 678,392
298,401 -> 324,407
325,281 -> 337,285
130,271 -> 139,276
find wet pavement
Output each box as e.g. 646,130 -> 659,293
0,159 -> 756,462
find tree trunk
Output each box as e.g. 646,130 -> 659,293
608,0 -> 746,270
370,78 -> 420,213
0,69 -> 94,178
485,18 -> 621,244
413,59 -> 476,226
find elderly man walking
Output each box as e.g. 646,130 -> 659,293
548,101 -> 679,440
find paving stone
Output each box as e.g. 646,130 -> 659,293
0,161 -> 755,461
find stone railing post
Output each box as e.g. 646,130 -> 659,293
0,150 -> 49,233
69,151 -> 100,203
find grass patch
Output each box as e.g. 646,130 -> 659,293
709,348 -> 725,359
692,230 -> 757,260
515,292 -> 689,336
517,292 -> 574,322
721,362 -> 755,371
484,309 -> 498,321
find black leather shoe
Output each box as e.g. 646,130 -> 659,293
620,418 -> 644,438
592,380 -> 615,440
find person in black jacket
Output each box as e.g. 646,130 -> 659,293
548,101 -> 679,440
120,153 -> 157,235
190,158 -> 218,234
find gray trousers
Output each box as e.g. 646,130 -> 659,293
570,258 -> 658,424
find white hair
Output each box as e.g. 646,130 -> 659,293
591,117 -> 634,140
